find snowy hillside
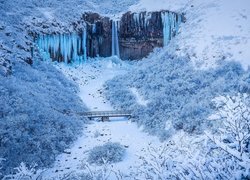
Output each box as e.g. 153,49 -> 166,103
131,0 -> 250,69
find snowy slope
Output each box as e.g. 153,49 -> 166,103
130,0 -> 250,69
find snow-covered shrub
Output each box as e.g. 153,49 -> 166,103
0,57 -> 12,77
87,142 -> 126,165
0,61 -> 87,176
206,94 -> 250,171
3,162 -> 44,180
240,71 -> 250,93
132,134 -> 249,180
55,161 -> 119,180
104,56 -> 247,137
0,158 -> 4,177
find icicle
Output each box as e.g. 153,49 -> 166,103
72,33 -> 78,63
92,24 -> 96,33
176,14 -> 182,34
161,11 -> 182,46
133,13 -> 137,25
133,13 -> 140,27
112,20 -> 120,57
145,12 -> 152,28
63,34 -> 68,63
82,27 -> 87,63
161,12 -> 170,46
37,33 -> 86,64
54,34 -> 60,60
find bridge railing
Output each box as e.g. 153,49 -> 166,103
82,110 -> 132,117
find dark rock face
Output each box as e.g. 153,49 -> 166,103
83,10 -> 183,60
119,11 -> 164,60
83,13 -> 112,58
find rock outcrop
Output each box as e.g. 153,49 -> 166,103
119,11 -> 164,60
83,13 -> 112,58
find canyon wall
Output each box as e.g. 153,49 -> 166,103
36,11 -> 184,62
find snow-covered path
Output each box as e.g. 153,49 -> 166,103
43,59 -> 161,179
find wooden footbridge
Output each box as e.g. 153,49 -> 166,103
82,110 -> 132,121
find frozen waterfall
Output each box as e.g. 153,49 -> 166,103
161,12 -> 182,46
112,20 -> 120,57
36,28 -> 87,64
36,11 -> 183,63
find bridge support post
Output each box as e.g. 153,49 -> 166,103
101,116 -> 109,122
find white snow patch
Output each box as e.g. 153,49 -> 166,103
130,87 -> 149,106
37,8 -> 55,20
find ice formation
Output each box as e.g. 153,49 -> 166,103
112,20 -> 120,57
133,13 -> 141,27
36,28 -> 87,64
144,12 -> 152,28
36,11 -> 182,63
82,28 -> 87,63
161,12 -> 182,46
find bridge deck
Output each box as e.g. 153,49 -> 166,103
83,111 -> 132,118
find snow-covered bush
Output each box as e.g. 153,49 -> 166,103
132,134 -> 249,180
0,158 -> 4,177
0,58 -> 12,77
104,56 -> 247,137
3,162 -> 44,180
206,94 -> 250,173
0,61 -> 87,176
210,94 -> 249,155
53,161 -> 119,180
87,142 -> 126,165
240,71 -> 250,93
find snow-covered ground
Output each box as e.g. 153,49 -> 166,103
42,58 -> 162,179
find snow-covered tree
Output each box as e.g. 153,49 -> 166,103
3,162 -> 44,180
207,94 -> 250,160
0,158 -> 4,177
205,93 -> 250,177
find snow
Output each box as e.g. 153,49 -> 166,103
54,59 -> 124,110
42,58 -> 162,178
130,87 -> 149,106
130,0 -> 250,69
37,8 -> 55,20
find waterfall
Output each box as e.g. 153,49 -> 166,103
36,28 -> 88,64
112,20 -> 120,57
161,12 -> 182,46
